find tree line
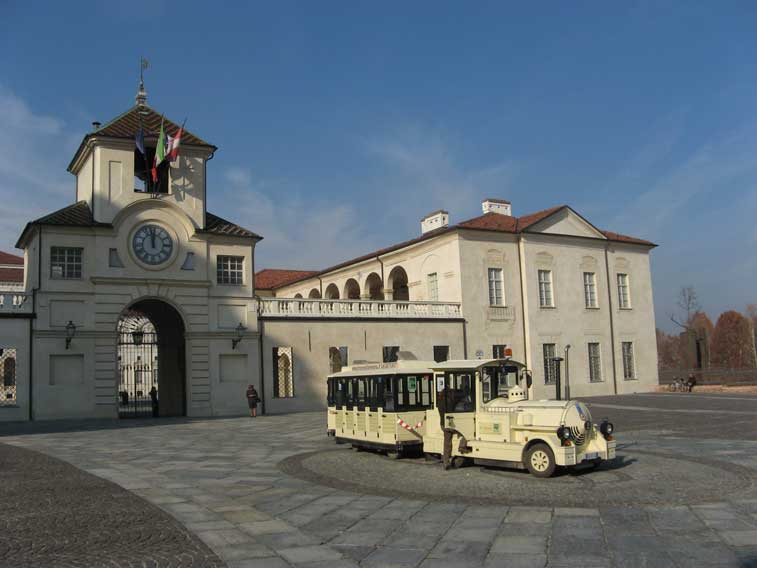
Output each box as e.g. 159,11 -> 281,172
657,287 -> 757,370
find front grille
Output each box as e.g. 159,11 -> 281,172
570,426 -> 587,446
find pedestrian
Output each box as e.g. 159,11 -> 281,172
246,384 -> 260,417
687,374 -> 697,393
149,386 -> 159,417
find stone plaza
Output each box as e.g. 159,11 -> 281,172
3,392 -> 757,567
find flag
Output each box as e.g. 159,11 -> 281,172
166,121 -> 184,162
135,128 -> 145,155
151,119 -> 166,183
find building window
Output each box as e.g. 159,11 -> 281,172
583,272 -> 598,308
617,273 -> 631,309
433,345 -> 449,362
493,345 -> 509,358
488,268 -> 504,306
383,346 -> 400,363
427,272 -> 439,301
273,347 -> 294,398
622,342 -> 636,380
542,344 -> 556,384
0,348 -> 17,406
217,255 -> 244,285
50,247 -> 82,279
329,346 -> 348,373
588,343 -> 603,382
538,269 -> 554,307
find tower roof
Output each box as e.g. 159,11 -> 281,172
67,103 -> 216,173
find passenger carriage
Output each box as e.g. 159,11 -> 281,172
326,359 -> 435,457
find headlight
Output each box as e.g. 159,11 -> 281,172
600,421 -> 614,437
556,426 -> 571,440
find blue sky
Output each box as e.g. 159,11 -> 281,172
2,2 -> 757,329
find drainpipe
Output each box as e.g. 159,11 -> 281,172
376,255 -> 386,299
604,243 -> 619,394
564,344 -> 571,400
29,226 -> 42,421
516,234 -> 532,378
318,277 -> 323,297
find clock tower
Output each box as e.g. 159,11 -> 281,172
11,84 -> 264,421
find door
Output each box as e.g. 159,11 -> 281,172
440,371 -> 477,441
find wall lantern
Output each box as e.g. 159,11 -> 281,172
65,320 -> 76,349
132,329 -> 144,346
232,322 -> 246,350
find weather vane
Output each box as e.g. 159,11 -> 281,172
136,56 -> 149,107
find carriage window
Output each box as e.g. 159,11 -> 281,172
393,374 -> 433,411
384,376 -> 395,411
481,366 -> 519,403
335,378 -> 348,407
444,372 -> 475,412
356,378 -> 367,409
327,379 -> 334,406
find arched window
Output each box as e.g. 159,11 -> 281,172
294,293 -> 303,299
388,266 -> 409,301
324,283 -> 340,300
273,347 -> 294,398
308,288 -> 322,299
343,278 -> 361,300
364,273 -> 384,301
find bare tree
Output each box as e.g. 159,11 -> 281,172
670,286 -> 701,329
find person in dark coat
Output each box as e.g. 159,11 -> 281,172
246,385 -> 260,417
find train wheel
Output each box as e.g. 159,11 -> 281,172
525,443 -> 556,478
451,456 -> 468,469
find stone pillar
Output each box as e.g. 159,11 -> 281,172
383,289 -> 394,301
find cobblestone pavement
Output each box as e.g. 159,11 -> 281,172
0,441 -> 222,567
2,393 -> 757,567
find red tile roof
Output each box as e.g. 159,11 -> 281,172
599,230 -> 656,246
0,251 -> 23,265
0,267 -> 23,283
68,104 -> 216,172
267,205 -> 655,289
255,269 -> 318,290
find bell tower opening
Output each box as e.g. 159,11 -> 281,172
117,299 -> 186,418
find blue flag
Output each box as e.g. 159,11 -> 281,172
135,128 -> 146,155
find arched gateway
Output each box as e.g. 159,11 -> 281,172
117,299 -> 186,418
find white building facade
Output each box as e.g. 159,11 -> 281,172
267,199 -> 659,400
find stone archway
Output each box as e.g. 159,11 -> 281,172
117,299 -> 186,418
388,266 -> 409,301
343,278 -> 361,300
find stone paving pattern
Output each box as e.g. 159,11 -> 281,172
0,441 -> 222,567
1,392 -> 757,567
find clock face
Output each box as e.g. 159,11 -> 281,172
132,224 -> 174,265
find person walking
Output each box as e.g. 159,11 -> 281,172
246,384 -> 260,417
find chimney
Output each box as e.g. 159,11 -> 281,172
421,210 -> 449,235
92,121 -> 101,131
482,198 -> 512,216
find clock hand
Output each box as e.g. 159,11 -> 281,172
151,228 -> 156,249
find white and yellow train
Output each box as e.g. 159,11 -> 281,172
327,353 -> 615,477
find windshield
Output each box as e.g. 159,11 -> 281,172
481,365 -> 520,403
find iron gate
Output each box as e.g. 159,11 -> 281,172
117,314 -> 159,418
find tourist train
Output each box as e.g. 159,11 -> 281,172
326,352 -> 615,477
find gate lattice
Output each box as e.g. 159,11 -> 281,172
117,313 -> 159,418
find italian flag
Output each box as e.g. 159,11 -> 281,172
151,119 -> 166,183
167,121 -> 184,162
